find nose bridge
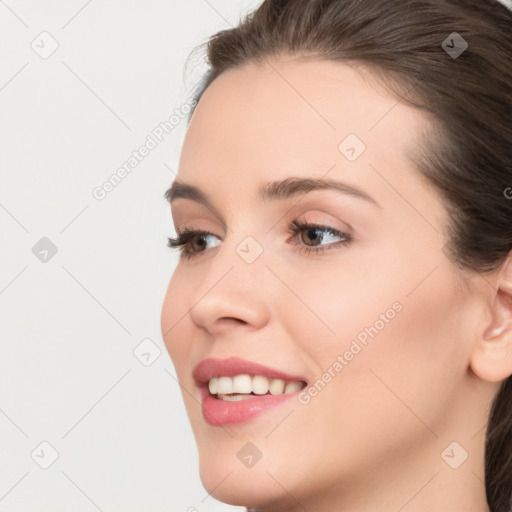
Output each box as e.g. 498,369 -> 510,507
188,230 -> 271,331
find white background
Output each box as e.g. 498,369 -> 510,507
3,1 -> 512,511
0,1 -> 260,511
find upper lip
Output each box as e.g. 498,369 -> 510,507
193,357 -> 307,385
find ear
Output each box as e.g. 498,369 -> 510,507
470,255 -> 512,382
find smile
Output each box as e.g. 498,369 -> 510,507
209,374 -> 305,399
193,357 -> 308,425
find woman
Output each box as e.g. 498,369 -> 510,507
161,1 -> 512,510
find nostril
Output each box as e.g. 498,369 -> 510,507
217,317 -> 247,327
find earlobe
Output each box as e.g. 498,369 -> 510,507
483,323 -> 506,340
469,256 -> 512,383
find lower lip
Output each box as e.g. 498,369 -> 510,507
199,386 -> 299,426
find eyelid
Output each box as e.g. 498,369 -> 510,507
288,208 -> 354,234
168,218 -> 353,260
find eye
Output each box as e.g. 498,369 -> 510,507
167,220 -> 352,260
288,219 -> 352,255
167,227 -> 221,260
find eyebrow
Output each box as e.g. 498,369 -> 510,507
165,176 -> 381,210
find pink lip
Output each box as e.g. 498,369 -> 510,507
193,356 -> 306,383
193,357 -> 307,426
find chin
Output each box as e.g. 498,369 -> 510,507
197,454 -> 284,510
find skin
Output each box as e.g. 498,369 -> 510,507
160,55 -> 512,512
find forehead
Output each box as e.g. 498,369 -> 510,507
176,55 -> 436,222
180,56 -> 426,178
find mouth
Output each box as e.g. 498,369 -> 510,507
206,374 -> 306,400
193,357 -> 308,425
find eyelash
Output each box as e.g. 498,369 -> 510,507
167,220 -> 352,260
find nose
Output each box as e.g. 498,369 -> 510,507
188,238 -> 271,336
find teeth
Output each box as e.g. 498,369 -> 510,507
208,374 -> 304,398
216,376 -> 233,394
283,381 -> 303,394
252,375 -> 269,394
208,377 -> 218,395
269,378 -> 285,395
233,374 -> 252,394
216,394 -> 254,401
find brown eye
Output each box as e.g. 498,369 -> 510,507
299,226 -> 325,246
167,229 -> 221,259
289,220 -> 352,255
189,233 -> 209,252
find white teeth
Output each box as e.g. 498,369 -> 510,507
208,377 -> 218,395
233,374 -> 252,394
207,374 -> 304,398
216,394 -> 254,401
284,381 -> 303,394
268,378 -> 285,395
216,376 -> 233,394
252,375 -> 269,395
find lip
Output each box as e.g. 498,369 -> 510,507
193,357 -> 307,426
193,356 -> 307,383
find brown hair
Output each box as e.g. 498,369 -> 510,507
183,1 -> 512,509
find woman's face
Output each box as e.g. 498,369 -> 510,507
161,57 -> 489,509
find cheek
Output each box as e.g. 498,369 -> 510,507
319,265 -> 464,435
289,235 -> 464,379
286,257 -> 466,445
